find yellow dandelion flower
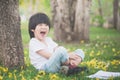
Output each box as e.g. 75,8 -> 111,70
50,74 -> 58,80
90,53 -> 93,57
111,60 -> 120,65
3,67 -> 8,72
102,66 -> 107,71
0,75 -> 3,80
14,69 -> 17,73
8,72 -> 13,78
80,40 -> 84,44
96,51 -> 100,56
38,70 -> 45,76
34,77 -> 39,80
112,48 -> 116,52
14,73 -> 17,80
21,76 -> 26,80
36,75 -> 41,78
96,78 -> 100,80
103,45 -> 107,48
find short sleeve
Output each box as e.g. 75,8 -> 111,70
47,37 -> 58,48
29,38 -> 45,53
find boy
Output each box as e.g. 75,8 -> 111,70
28,12 -> 85,75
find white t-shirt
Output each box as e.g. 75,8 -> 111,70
29,37 -> 58,70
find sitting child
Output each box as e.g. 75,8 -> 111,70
28,12 -> 85,75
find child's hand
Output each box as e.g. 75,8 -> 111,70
68,52 -> 79,60
69,55 -> 82,69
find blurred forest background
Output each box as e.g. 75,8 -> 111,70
19,0 -> 120,43
19,0 -> 120,29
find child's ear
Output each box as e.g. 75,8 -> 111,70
31,29 -> 34,32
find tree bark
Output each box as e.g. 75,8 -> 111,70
0,0 -> 24,68
50,0 -> 91,43
113,0 -> 119,29
98,0 -> 103,26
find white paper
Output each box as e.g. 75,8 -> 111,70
87,70 -> 120,79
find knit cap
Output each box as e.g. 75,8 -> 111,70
74,49 -> 85,61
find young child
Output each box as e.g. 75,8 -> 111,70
28,12 -> 85,75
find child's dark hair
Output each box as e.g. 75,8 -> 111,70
28,12 -> 51,38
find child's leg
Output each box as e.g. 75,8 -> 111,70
44,47 -> 69,73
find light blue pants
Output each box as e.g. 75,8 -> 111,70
44,47 -> 69,73
43,47 -> 85,73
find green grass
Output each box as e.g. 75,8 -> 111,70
0,24 -> 120,80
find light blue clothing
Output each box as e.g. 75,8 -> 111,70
42,47 -> 85,73
43,47 -> 69,73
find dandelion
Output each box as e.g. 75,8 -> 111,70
21,76 -> 26,80
80,40 -> 84,44
3,67 -> 8,73
112,48 -> 116,52
96,78 -> 100,80
14,73 -> 17,80
38,70 -> 45,76
0,75 -> 3,80
14,69 -> 17,73
103,45 -> 107,48
96,51 -> 100,56
89,50 -> 94,57
50,74 -> 58,80
36,75 -> 41,78
8,72 -> 13,78
34,76 -> 39,80
111,60 -> 120,65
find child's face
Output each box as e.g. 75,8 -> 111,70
32,23 -> 49,41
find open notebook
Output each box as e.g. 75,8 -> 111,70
87,70 -> 120,79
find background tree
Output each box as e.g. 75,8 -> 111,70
98,0 -> 103,26
113,0 -> 120,31
0,0 -> 24,68
19,0 -> 51,21
50,0 -> 91,43
91,0 -> 113,28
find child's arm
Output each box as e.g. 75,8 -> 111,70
36,46 -> 60,59
36,50 -> 52,59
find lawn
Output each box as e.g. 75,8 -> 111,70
0,22 -> 120,80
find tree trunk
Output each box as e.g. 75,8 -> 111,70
0,0 -> 24,68
98,0 -> 103,17
113,0 -> 119,29
50,0 -> 91,43
98,0 -> 103,26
